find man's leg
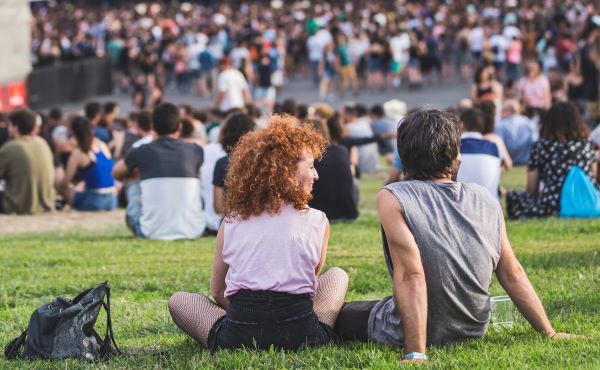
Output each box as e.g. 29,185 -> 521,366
168,292 -> 226,347
125,181 -> 143,237
335,228 -> 396,342
313,267 -> 349,327
310,60 -> 320,87
334,300 -> 381,341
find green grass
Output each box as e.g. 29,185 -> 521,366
1,166 -> 599,369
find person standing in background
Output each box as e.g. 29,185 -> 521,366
214,57 -> 251,114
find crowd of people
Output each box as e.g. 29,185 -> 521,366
0,97 -> 400,228
29,1 -> 600,114
2,0 -> 600,363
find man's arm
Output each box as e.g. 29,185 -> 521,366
112,159 -> 130,181
315,222 -> 330,275
214,91 -> 225,109
60,150 -> 81,189
213,186 -> 224,215
544,79 -> 552,109
243,87 -> 251,104
377,189 -> 428,355
495,216 -> 579,339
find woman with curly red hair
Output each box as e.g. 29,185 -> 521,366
168,116 -> 349,350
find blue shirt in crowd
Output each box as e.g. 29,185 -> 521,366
495,114 -> 538,165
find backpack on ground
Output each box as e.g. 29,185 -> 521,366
560,166 -> 600,218
4,281 -> 121,361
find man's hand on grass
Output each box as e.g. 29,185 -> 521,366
549,332 -> 586,340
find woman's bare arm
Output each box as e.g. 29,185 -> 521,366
210,223 -> 230,309
315,222 -> 330,275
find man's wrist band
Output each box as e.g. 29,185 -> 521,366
404,352 -> 428,361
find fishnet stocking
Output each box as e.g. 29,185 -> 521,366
168,292 -> 225,347
313,267 -> 349,327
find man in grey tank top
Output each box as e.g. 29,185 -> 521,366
334,108 -> 580,363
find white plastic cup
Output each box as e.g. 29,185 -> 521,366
490,295 -> 516,328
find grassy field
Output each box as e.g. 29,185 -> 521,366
1,167 -> 599,369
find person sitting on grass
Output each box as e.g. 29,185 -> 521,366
304,118 -> 358,222
0,108 -> 55,214
335,108 -> 581,363
112,102 -> 206,240
212,112 -> 256,217
57,116 -> 117,211
506,102 -> 597,219
168,116 -> 349,350
456,108 -> 503,200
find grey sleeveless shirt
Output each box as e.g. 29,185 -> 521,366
368,180 -> 502,347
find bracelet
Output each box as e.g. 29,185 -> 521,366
404,352 -> 428,361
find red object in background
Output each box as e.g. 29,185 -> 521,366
0,81 -> 26,112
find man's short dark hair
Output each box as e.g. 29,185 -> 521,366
343,104 -> 357,117
280,99 -> 297,115
179,104 -> 194,116
397,108 -> 460,180
9,108 -> 37,135
103,101 -> 118,114
355,104 -> 368,117
152,102 -> 180,135
180,118 -> 195,138
297,104 -> 308,120
459,109 -> 485,133
84,102 -> 101,120
136,110 -> 153,132
49,107 -> 63,121
370,104 -> 384,117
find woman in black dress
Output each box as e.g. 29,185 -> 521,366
506,102 -> 597,219
304,118 -> 358,221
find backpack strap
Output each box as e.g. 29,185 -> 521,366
98,285 -> 122,360
4,330 -> 28,360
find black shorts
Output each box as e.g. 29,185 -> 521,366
334,300 -> 380,342
207,290 -> 335,351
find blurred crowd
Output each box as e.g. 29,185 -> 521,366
29,1 -> 599,116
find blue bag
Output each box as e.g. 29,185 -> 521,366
560,166 -> 600,218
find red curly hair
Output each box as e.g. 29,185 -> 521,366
224,115 -> 326,220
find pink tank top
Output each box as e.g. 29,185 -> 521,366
222,205 -> 327,298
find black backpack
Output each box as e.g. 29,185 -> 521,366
4,281 -> 121,361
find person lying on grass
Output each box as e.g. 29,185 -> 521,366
335,108 -> 581,363
168,116 -> 349,350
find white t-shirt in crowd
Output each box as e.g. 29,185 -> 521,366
307,29 -> 333,62
457,132 -> 502,200
217,68 -> 249,112
201,142 -> 227,231
230,47 -> 250,69
503,25 -> 522,41
489,34 -> 508,63
390,32 -> 411,63
470,27 -> 485,52
307,35 -> 322,61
